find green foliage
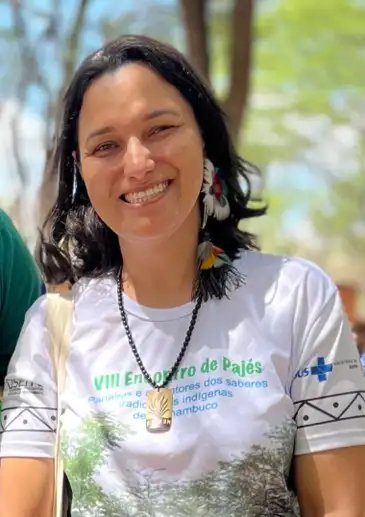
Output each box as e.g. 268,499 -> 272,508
244,0 -> 365,160
243,192 -> 297,254
62,413 -> 132,515
255,0 -> 365,99
237,0 -> 365,277
63,417 -> 299,516
140,420 -> 298,516
313,169 -> 365,254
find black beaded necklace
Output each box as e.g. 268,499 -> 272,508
117,274 -> 203,433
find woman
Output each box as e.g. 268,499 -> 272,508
0,35 -> 364,517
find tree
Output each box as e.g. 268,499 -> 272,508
242,0 -> 365,294
244,0 -> 365,164
180,0 -> 254,143
1,0 -> 183,230
62,413 -> 132,516
39,0 -> 91,222
2,0 -> 92,227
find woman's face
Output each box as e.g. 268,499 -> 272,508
77,63 -> 204,242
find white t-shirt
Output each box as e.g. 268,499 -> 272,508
1,251 -> 365,517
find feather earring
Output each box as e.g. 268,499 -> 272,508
201,158 -> 230,225
194,158 -> 245,301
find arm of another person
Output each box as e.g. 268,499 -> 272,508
294,445 -> 365,516
0,458 -> 54,517
0,297 -> 57,517
294,445 -> 365,517
0,210 -> 43,384
290,266 -> 365,516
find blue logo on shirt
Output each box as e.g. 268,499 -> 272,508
310,357 -> 333,382
295,357 -> 333,382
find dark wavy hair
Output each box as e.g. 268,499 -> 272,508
39,34 -> 266,301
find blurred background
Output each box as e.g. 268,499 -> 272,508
0,0 -> 364,328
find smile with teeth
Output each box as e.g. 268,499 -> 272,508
123,181 -> 169,204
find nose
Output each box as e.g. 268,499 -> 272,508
123,136 -> 155,179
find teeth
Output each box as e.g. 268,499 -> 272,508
124,182 -> 168,204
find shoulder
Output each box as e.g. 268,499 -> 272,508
237,250 -> 336,291
0,211 -> 42,364
72,274 -> 116,298
71,274 -> 116,313
0,209 -> 15,231
19,294 -> 48,332
234,251 -> 337,310
0,210 -> 18,248
0,210 -> 24,247
0,210 -> 38,272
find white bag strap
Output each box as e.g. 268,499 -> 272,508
46,292 -> 73,517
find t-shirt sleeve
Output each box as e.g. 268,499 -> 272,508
290,265 -> 365,455
0,296 -> 57,458
0,211 -> 43,382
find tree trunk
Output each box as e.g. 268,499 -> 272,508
38,0 -> 90,225
223,0 -> 254,143
180,0 -> 210,81
180,0 -> 254,144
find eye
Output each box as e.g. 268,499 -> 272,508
94,141 -> 118,154
149,125 -> 176,137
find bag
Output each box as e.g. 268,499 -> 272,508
46,292 -> 73,517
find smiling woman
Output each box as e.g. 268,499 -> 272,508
37,35 -> 262,302
77,63 -> 205,248
0,35 -> 364,517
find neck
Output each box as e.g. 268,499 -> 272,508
119,218 -> 200,308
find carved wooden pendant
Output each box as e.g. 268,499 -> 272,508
146,388 -> 173,433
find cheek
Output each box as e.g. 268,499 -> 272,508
82,167 -> 111,208
178,146 -> 204,192
165,132 -> 203,190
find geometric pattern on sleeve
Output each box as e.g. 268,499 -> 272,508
0,406 -> 57,433
294,390 -> 365,429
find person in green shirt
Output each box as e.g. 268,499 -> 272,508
0,209 -> 42,386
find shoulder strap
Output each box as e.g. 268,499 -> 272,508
46,292 -> 73,517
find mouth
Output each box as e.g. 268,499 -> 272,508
120,181 -> 170,205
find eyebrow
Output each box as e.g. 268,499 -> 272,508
144,108 -> 180,120
85,109 -> 180,145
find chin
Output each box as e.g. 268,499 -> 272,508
117,220 -> 179,242
134,226 -> 177,242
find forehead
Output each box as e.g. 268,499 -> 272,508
79,63 -> 190,125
